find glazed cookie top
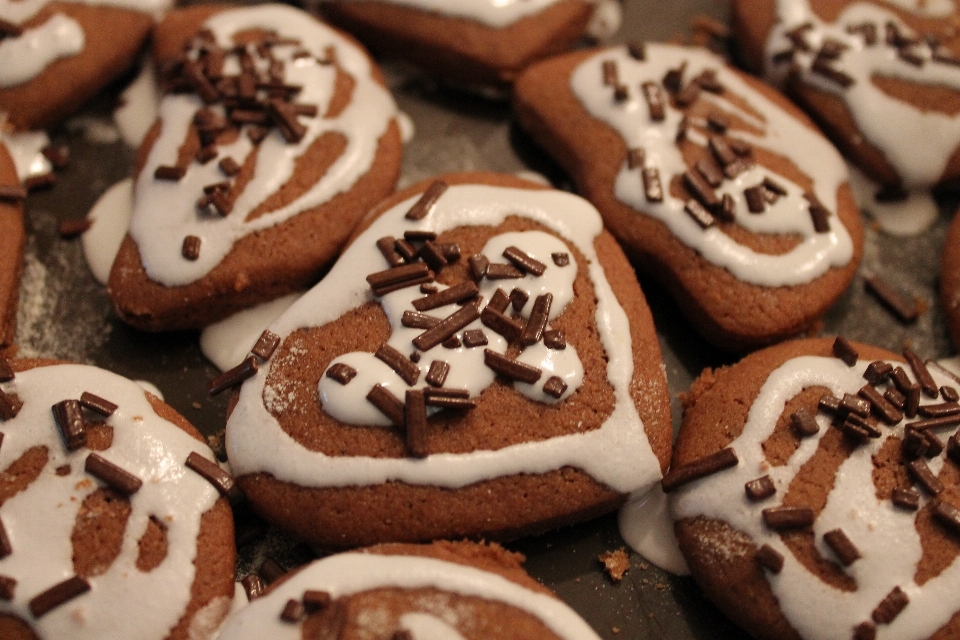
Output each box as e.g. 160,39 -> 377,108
0,0 -> 172,88
219,545 -> 600,639
130,3 -> 398,288
569,42 -> 855,288
757,0 -> 960,188
0,360 -> 227,639
670,340 -> 960,639
226,176 -> 663,496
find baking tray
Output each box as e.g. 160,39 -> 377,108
13,0 -> 957,638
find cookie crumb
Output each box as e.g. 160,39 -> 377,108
598,548 -> 630,582
612,627 -> 620,634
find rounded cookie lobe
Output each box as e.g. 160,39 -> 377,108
108,3 -> 403,331
320,0 -> 595,88
732,0 -> 960,189
0,359 -> 235,640
0,2 -> 160,131
225,171 -> 671,548
218,540 -> 600,640
669,337 -> 960,640
514,44 -> 863,351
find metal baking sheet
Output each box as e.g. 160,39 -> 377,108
13,0 -> 957,638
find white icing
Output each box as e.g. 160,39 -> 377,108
0,0 -> 173,90
83,178 -> 133,284
618,484 -> 690,575
585,0 -> 621,39
318,229 -> 582,425
764,0 -> 960,188
135,379 -> 163,400
0,13 -> 84,88
671,355 -> 960,640
215,553 -> 601,640
0,364 -> 222,639
0,131 -> 52,182
398,612 -> 467,640
113,58 -> 160,148
326,0 -> 565,29
846,162 -> 937,236
570,44 -> 854,287
129,4 -> 398,287
398,110 -> 416,144
200,292 -> 302,372
226,183 -> 662,496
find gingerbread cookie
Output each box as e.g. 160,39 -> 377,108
0,1 -> 170,132
319,0 -> 599,89
224,172 -> 672,548
0,145 -> 24,353
733,0 -> 960,190
0,358 -> 236,640
942,211 -> 960,351
221,540 -> 600,639
514,43 -> 863,352
668,337 -> 960,640
107,3 -> 403,331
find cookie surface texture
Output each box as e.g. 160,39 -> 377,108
669,337 -> 960,640
320,0 -> 594,88
0,0 -> 166,131
733,0 -> 960,189
0,145 -> 24,353
107,3 -> 403,331
225,172 -> 672,548
942,210 -> 960,351
0,359 -> 235,640
514,43 -> 863,352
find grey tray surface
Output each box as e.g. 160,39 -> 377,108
14,1 -> 957,638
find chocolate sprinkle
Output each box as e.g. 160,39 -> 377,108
840,393 -> 870,418
627,41 -> 646,60
642,168 -> 664,202
326,363 -> 357,385
0,575 -> 14,601
509,288 -> 529,312
858,385 -> 902,424
241,574 -> 265,601
854,622 -> 877,640
791,406 -> 820,437
402,310 -> 441,330
375,344 -> 420,386
744,185 -> 767,213
0,390 -> 21,422
280,598 -> 304,622
823,528 -> 860,566
0,518 -> 9,558
468,254 -> 489,280
696,158 -> 724,188
865,275 -> 920,323
755,544 -> 784,574
414,305 -> 480,351
154,165 -> 185,181
762,506 -> 814,529
185,451 -> 242,502
367,384 -> 404,427
642,82 -> 666,121
182,235 -> 201,261
891,487 -> 920,511
503,246 -> 546,276
904,348 -> 938,398
833,337 -> 859,366
303,590 -> 332,612
367,263 -> 432,292
485,263 -> 524,279
544,329 -> 566,350
745,475 -> 776,501
487,288 -> 510,313
480,306 -> 523,343
717,194 -> 736,223
462,329 -> 488,348
405,180 -> 448,220
627,148 -> 646,169
209,355 -> 259,395
684,199 -> 715,229
424,395 -> 476,410
918,402 -> 960,418
872,587 -> 908,624
661,448 -> 738,493
0,358 -> 12,383
543,376 -> 567,399
58,217 -> 92,238
418,241 -> 448,272
521,294 -> 552,345
942,386 -> 959,403
885,387 -> 906,410
907,458 -> 943,495
0,184 -> 27,203
412,280 -> 479,311
948,434 -> 960,466
77,392 -> 117,418
251,330 -> 281,360
259,558 -> 286,584
377,237 -> 404,267
218,156 -> 241,177
425,360 -> 450,387
29,576 -> 90,618
484,349 -> 541,383
933,500 -> 960,535
683,170 -> 719,208
85,453 -> 142,495
52,399 -> 85,450
405,389 -> 428,458
863,360 -> 893,385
